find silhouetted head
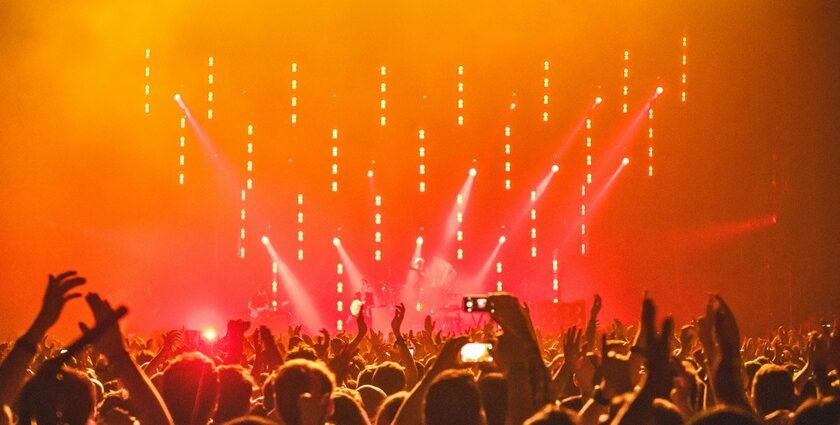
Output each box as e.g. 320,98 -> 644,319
687,406 -> 761,425
161,352 -> 220,425
652,399 -> 684,425
478,373 -> 508,425
372,361 -> 406,395
19,365 -> 95,425
792,396 -> 840,425
374,391 -> 408,425
424,369 -> 485,425
330,389 -> 371,425
752,364 -> 795,416
523,404 -> 579,425
273,359 -> 336,425
214,364 -> 255,424
356,384 -> 387,419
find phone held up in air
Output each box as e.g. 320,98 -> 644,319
462,295 -> 493,313
459,342 -> 493,363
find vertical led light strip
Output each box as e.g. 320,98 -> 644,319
581,115 -> 593,255
552,249 -> 560,302
530,190 -> 537,258
456,189 -> 464,261
379,66 -> 387,126
207,56 -> 214,120
374,195 -> 383,263
648,107 -> 655,177
238,124 -> 254,259
178,116 -> 186,186
504,126 -> 511,191
681,36 -> 688,103
330,129 -> 339,193
374,194 -> 382,262
622,50 -> 630,114
419,129 -> 426,193
297,193 -> 304,261
291,63 -> 298,124
496,260 -> 503,291
542,61 -> 550,122
456,65 -> 465,126
336,261 -> 344,330
143,49 -> 150,114
271,261 -> 278,312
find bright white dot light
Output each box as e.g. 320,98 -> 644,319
656,86 -> 664,95
202,328 -> 217,341
416,236 -> 424,245
499,236 -> 507,244
469,168 -> 477,177
367,170 -> 374,178
622,157 -> 630,166
261,236 -> 269,245
173,93 -> 181,102
595,96 -> 603,105
551,164 -> 560,173
333,237 -> 341,247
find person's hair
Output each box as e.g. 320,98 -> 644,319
652,399 -> 684,425
687,406 -> 761,425
214,364 -> 256,424
371,361 -> 406,395
478,373 -> 508,425
522,404 -> 579,425
19,366 -> 96,425
273,359 -> 336,425
792,396 -> 840,425
330,390 -> 372,425
356,384 -> 387,420
161,352 -> 220,425
357,366 -> 376,387
374,391 -> 408,425
286,345 -> 318,361
220,415 -> 278,425
751,363 -> 795,416
424,369 -> 485,425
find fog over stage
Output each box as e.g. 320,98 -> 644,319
1,1 -> 838,339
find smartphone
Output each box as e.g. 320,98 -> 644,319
460,342 -> 493,363
463,295 -> 492,313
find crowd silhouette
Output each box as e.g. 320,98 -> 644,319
0,271 -> 838,425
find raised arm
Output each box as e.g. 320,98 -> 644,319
81,293 -> 174,425
391,303 -> 419,388
0,271 -> 85,406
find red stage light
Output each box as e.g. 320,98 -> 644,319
498,236 -> 506,244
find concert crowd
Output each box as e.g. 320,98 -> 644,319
0,271 -> 838,425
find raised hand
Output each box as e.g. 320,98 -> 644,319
392,303 -> 406,341
79,293 -> 128,357
313,328 -> 331,360
34,271 -> 86,332
424,314 -> 436,335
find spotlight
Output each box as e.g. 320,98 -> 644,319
655,86 -> 664,95
594,96 -> 603,105
367,170 -> 374,178
551,164 -> 560,173
416,236 -> 424,245
333,237 -> 341,247
202,328 -> 217,342
469,168 -> 477,177
510,103 -> 516,110
498,236 -> 507,244
622,157 -> 630,166
174,93 -> 181,102
261,236 -> 269,245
